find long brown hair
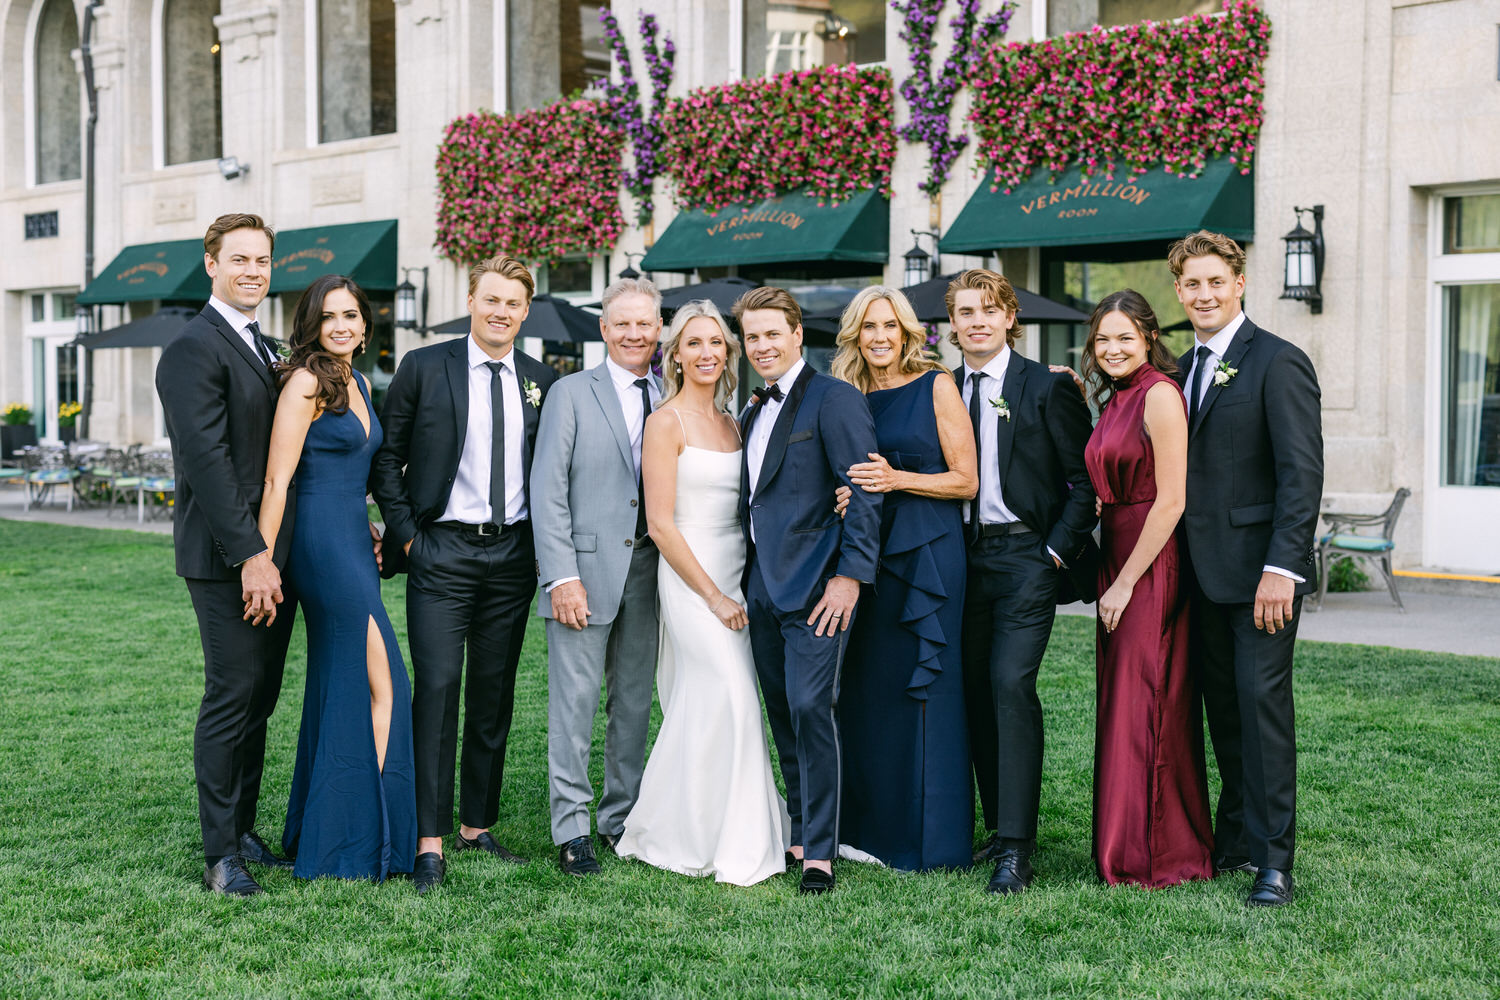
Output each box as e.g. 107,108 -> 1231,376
279,274 -> 372,414
1082,289 -> 1178,411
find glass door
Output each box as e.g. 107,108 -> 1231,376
23,291 -> 84,443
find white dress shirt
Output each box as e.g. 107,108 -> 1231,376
207,295 -> 262,355
746,356 -> 804,514
1186,310 -> 1302,583
440,336 -> 526,525
960,346 -> 1022,525
605,356 -> 661,478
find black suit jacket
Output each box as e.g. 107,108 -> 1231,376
972,351 -> 1100,603
370,337 -> 556,575
1175,317 -> 1324,604
155,305 -> 292,580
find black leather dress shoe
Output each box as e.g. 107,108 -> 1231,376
1246,868 -> 1294,907
597,832 -> 621,855
454,831 -> 527,864
413,852 -> 446,895
784,850 -> 800,872
203,856 -> 264,897
799,867 -> 835,895
238,831 -> 294,870
1213,854 -> 1258,876
986,848 -> 1034,895
559,836 -> 601,876
973,832 -> 1003,865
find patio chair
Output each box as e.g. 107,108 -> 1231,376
1311,487 -> 1411,613
92,447 -> 146,519
135,451 -> 176,524
21,446 -> 80,512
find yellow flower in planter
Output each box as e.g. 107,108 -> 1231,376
58,401 -> 82,426
3,402 -> 32,425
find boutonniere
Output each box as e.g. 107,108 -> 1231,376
1212,360 -> 1237,387
523,377 -> 542,408
990,395 -> 1011,421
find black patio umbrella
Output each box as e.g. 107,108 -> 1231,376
430,294 -> 602,342
899,274 -> 1090,325
653,276 -> 759,316
74,306 -> 200,349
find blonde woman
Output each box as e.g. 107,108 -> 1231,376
831,285 -> 978,872
615,301 -> 790,886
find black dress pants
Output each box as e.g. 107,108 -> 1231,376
185,576 -> 298,859
406,521 -> 536,837
960,533 -> 1060,844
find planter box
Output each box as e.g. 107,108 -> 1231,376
1,424 -> 38,462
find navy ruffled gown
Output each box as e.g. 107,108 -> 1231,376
840,370 -> 972,871
282,374 -> 416,881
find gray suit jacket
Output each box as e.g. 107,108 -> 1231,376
532,362 -> 659,625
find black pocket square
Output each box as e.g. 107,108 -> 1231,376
787,429 -> 814,443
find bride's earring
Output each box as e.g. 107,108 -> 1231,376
674,362 -> 682,373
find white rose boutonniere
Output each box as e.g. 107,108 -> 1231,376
1212,360 -> 1237,387
524,377 -> 542,408
990,395 -> 1011,421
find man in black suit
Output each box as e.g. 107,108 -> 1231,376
371,255 -> 556,894
950,269 -> 1099,895
1169,230 -> 1323,907
157,213 -> 299,896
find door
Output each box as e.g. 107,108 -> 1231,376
22,290 -> 84,443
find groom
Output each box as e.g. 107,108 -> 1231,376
1169,230 -> 1323,907
735,286 -> 881,895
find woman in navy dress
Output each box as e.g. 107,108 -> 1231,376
256,274 -> 416,881
831,286 -> 978,871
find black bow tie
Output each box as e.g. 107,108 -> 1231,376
752,383 -> 784,404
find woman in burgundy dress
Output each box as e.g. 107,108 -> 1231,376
1082,289 -> 1213,888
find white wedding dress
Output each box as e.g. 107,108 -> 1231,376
617,444 -> 790,886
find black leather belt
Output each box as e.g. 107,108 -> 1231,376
976,521 -> 1033,538
436,519 -> 529,538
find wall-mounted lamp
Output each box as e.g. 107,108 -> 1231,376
75,303 -> 94,338
395,265 -> 429,335
819,13 -> 856,41
903,229 -> 941,287
617,252 -> 644,282
217,156 -> 250,181
1279,204 -> 1324,314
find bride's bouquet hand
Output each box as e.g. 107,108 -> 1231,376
709,593 -> 749,631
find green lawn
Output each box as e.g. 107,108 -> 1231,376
1,519 -> 1497,999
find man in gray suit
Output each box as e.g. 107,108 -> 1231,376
532,277 -> 663,876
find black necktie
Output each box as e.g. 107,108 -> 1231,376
247,321 -> 276,370
967,371 -> 985,538
1189,345 -> 1212,423
634,378 -> 653,538
486,361 -> 508,525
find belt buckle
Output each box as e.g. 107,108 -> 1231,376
476,522 -> 500,537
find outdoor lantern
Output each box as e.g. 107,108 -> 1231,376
818,13 -> 855,41
1279,204 -> 1324,314
395,266 -> 429,334
618,252 -> 642,282
903,238 -> 932,288
74,303 -> 93,338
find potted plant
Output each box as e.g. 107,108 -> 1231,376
57,401 -> 81,445
2,402 -> 37,461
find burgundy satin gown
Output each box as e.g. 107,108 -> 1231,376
1085,365 -> 1213,888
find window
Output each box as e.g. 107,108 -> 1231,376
507,1 -> 610,113
1058,0 -> 1220,34
1437,194 -> 1500,489
163,0 -> 223,165
744,0 -> 885,78
318,0 -> 397,143
34,0 -> 81,184
1443,193 -> 1500,254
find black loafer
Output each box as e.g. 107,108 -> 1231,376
413,852 -> 446,895
986,848 -> 1034,895
203,856 -> 264,897
799,866 -> 835,895
1246,868 -> 1294,907
559,836 -> 601,877
972,832 -> 1004,865
597,832 -> 621,855
454,831 -> 527,864
784,850 -> 800,872
1213,854 -> 1258,876
238,831 -> 294,869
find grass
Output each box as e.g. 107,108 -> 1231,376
0,518 -> 1497,999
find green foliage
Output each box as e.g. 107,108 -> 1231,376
1326,555 -> 1373,593
1,520 -> 1498,999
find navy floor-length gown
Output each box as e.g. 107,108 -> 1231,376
282,373 -> 417,881
840,370 -> 972,871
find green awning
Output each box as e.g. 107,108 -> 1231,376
940,158 -> 1254,255
641,190 -> 889,272
78,239 -> 210,305
269,219 -> 398,294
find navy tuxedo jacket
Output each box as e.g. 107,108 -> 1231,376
370,337 -> 556,575
739,364 -> 882,612
1174,317 -> 1324,604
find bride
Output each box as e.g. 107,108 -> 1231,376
616,300 -> 790,886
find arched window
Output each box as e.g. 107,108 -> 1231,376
163,0 -> 222,165
34,0 -> 81,184
318,0 -> 396,143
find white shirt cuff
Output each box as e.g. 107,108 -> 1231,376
1048,546 -> 1065,567
546,576 -> 581,592
1262,565 -> 1306,584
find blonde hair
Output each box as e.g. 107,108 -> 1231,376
1167,230 -> 1247,278
944,269 -> 1022,349
468,255 -> 535,300
732,285 -> 802,332
660,300 -> 741,411
830,286 -> 945,393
